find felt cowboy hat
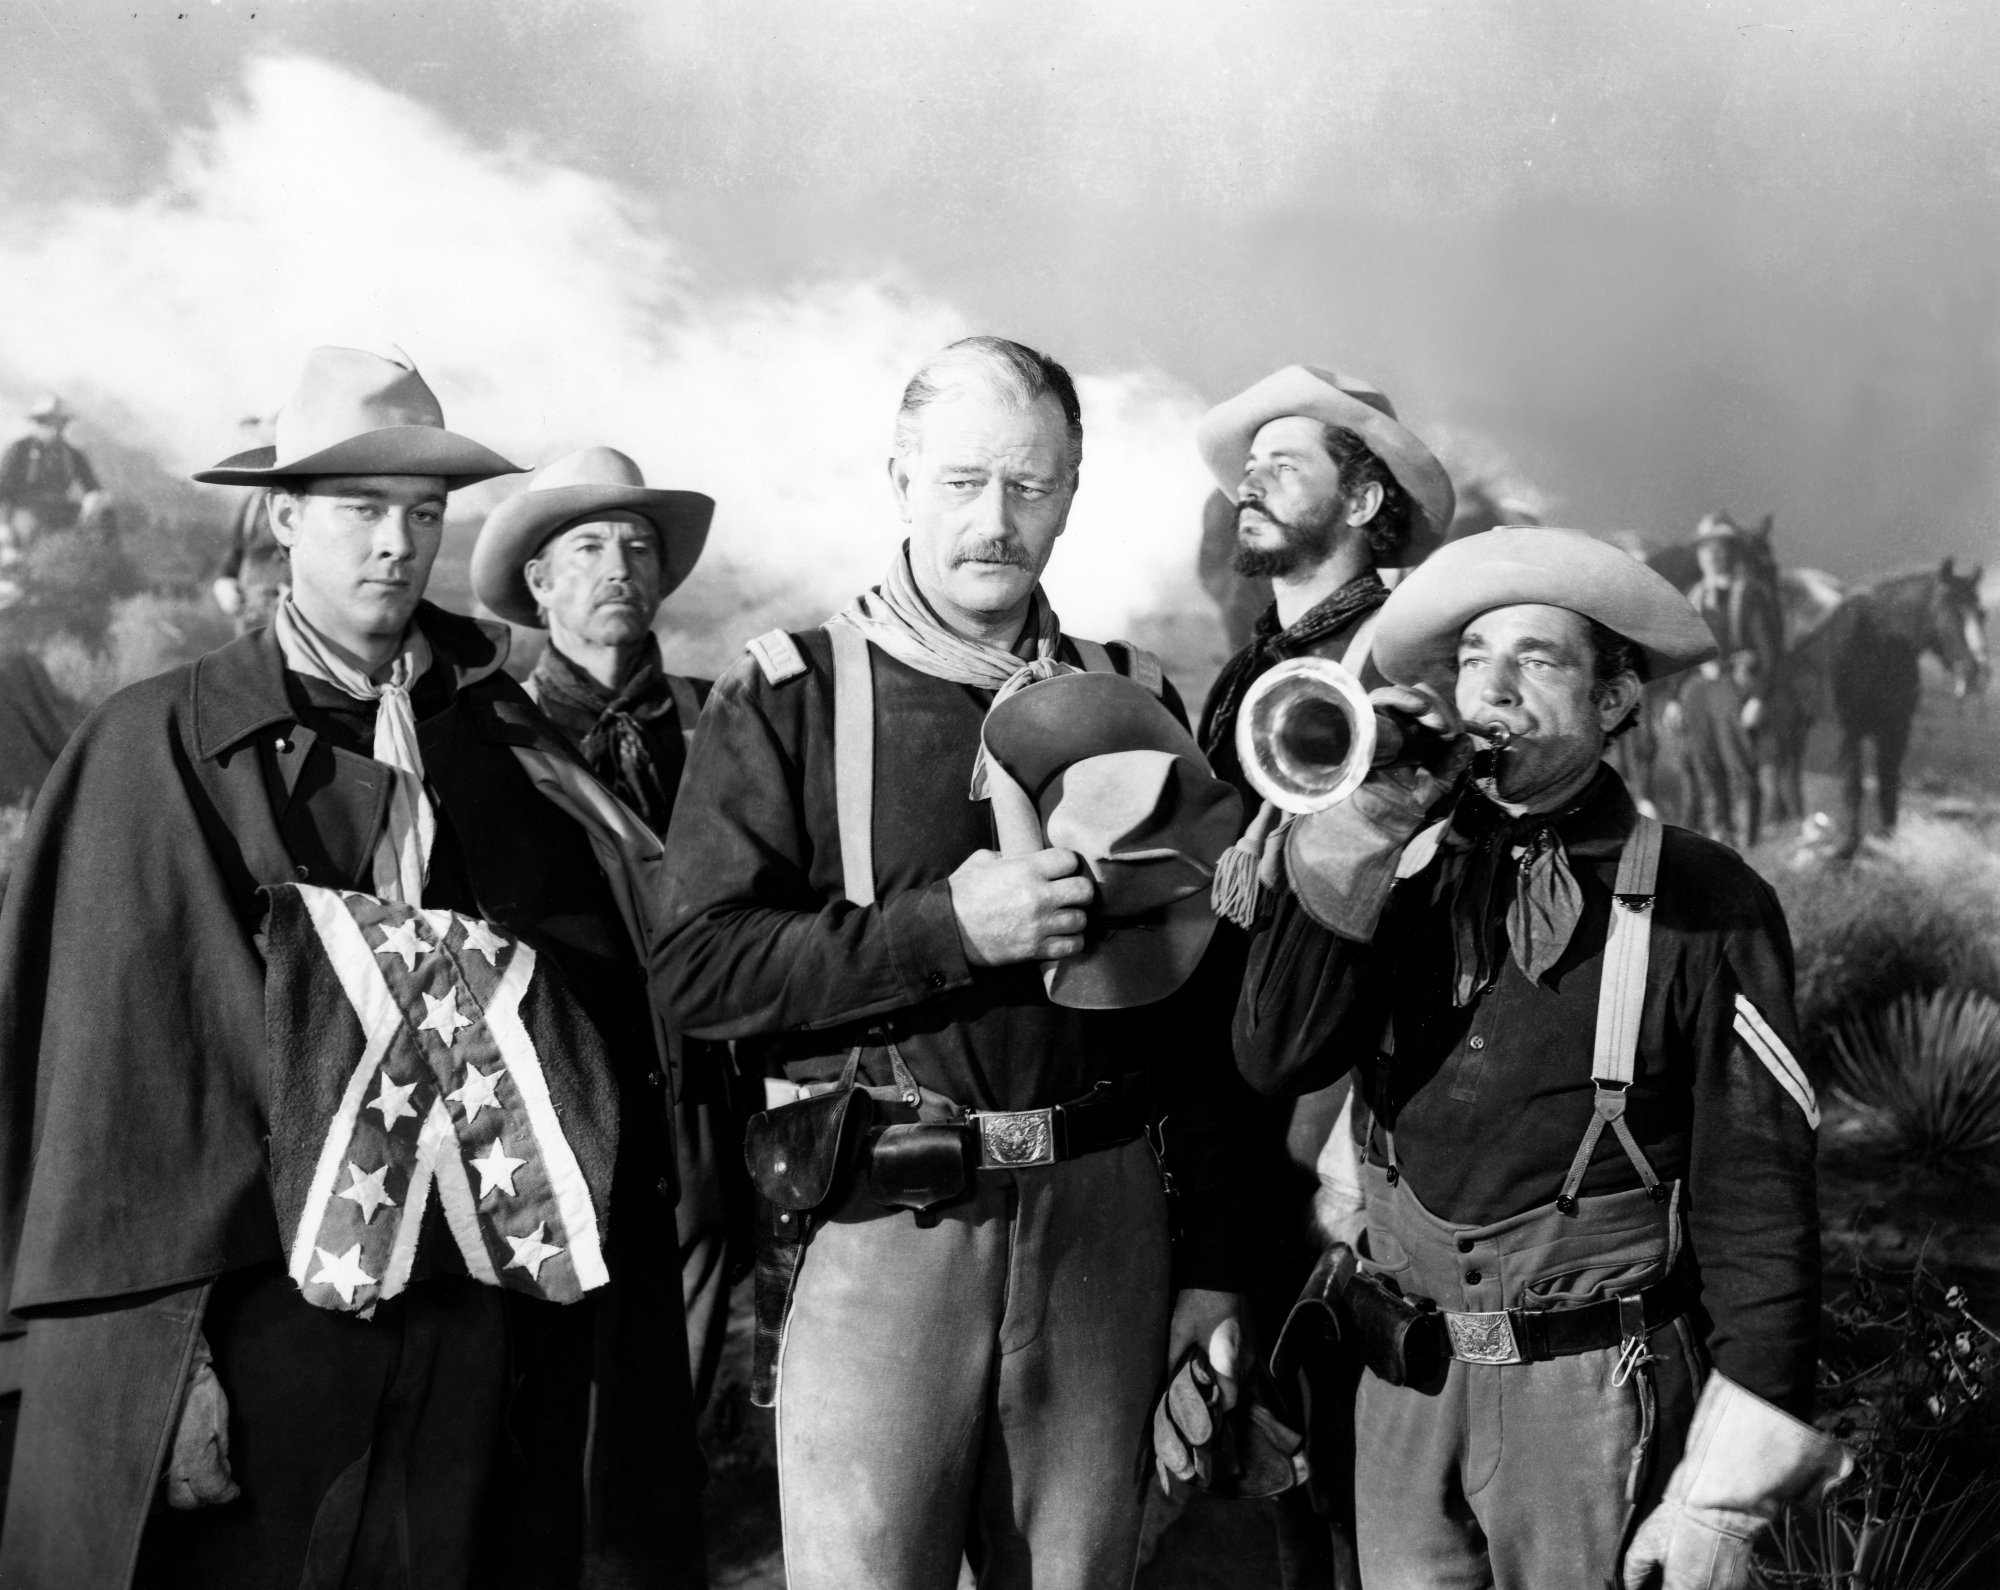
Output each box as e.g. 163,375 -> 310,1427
1694,512 -> 1742,541
470,446 -> 715,627
27,394 -> 72,424
192,346 -> 522,489
1370,525 -> 1717,691
982,672 -> 1243,1010
1195,365 -> 1456,567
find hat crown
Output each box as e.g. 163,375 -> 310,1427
271,347 -> 446,467
1297,365 -> 1397,422
28,393 -> 68,422
529,446 -> 648,494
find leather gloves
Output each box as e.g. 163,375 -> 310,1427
1153,1351 -> 1310,1500
1622,1372 -> 1851,1590
163,1333 -> 240,1511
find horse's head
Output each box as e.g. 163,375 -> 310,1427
1932,556 -> 1989,698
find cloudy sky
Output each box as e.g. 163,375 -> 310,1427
4,0 -> 1997,657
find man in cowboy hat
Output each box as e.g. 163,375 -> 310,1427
210,415 -> 291,634
1235,527 -> 1845,1589
652,335 -> 1255,1590
471,445 -> 756,1412
0,393 -> 108,562
0,347 -> 705,1589
1189,364 -> 1455,1588
1663,512 -> 1785,849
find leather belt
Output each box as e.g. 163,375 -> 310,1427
969,1075 -> 1150,1171
1440,1274 -> 1692,1366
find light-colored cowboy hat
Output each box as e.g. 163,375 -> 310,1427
1195,365 -> 1456,567
192,346 -> 522,489
28,394 -> 71,424
1371,525 -> 1717,690
470,446 -> 714,627
982,673 -> 1242,1010
1694,512 -> 1742,542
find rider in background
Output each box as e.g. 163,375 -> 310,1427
210,416 -> 288,634
1667,512 -> 1783,849
0,395 -> 109,569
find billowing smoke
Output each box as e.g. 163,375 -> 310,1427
0,55 -> 1220,677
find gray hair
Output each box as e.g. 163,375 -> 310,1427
893,335 -> 1084,475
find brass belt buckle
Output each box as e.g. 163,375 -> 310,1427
976,1108 -> 1057,1169
1444,1309 -> 1523,1365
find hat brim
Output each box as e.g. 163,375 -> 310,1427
1195,367 -> 1456,567
1370,526 -> 1719,690
192,426 -> 524,490
984,672 -> 1240,1011
469,483 -> 716,627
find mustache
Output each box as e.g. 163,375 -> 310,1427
950,538 -> 1033,570
1237,500 -> 1294,534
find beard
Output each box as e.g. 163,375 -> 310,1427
1230,499 -> 1344,580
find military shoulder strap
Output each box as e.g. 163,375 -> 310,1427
746,629 -> 808,686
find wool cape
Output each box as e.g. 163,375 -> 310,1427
0,604 -> 625,1588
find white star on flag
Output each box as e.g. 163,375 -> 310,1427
505,1223 -> 566,1282
311,1243 -> 376,1305
337,1160 -> 398,1223
374,917 -> 431,973
458,918 -> 506,966
418,988 -> 474,1048
368,1073 -> 420,1130
449,1063 -> 503,1121
471,1139 -> 527,1198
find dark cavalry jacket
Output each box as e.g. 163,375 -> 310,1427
652,628 -> 1253,1290
1235,768 -> 1821,1415
0,604 -> 675,1585
0,434 -> 97,519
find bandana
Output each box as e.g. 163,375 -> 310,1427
1433,767 -> 1632,1006
531,634 -> 678,832
1199,572 -> 1389,775
831,540 -> 1072,798
273,595 -> 435,904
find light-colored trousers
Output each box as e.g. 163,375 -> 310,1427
775,1137 -> 1171,1590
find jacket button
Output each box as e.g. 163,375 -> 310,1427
293,864 -> 310,881
927,971 -> 947,990
1468,1035 -> 1486,1050
1465,1269 -> 1483,1285
655,1177 -> 673,1199
1456,1237 -> 1474,1253
646,1070 -> 663,1088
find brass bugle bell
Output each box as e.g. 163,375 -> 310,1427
1237,655 -> 1490,814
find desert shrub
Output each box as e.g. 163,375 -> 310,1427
102,592 -> 234,692
1756,1249 -> 2000,1588
1826,990 -> 2000,1170
1771,819 -> 2000,1071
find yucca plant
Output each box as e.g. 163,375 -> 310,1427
1754,1252 -> 2000,1589
1825,989 -> 2000,1169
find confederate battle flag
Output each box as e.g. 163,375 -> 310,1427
261,883 -> 621,1316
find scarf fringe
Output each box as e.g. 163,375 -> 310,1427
1213,799 -> 1282,928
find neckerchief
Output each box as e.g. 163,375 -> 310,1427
1431,766 -> 1634,1006
273,595 -> 435,904
1199,572 -> 1389,764
531,635 -> 678,832
830,540 -> 1071,799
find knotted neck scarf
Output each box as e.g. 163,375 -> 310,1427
830,540 -> 1070,798
531,634 -> 678,832
1199,572 -> 1389,769
273,595 -> 436,904
1433,769 -> 1625,1007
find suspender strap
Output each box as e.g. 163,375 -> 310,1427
827,623 -> 877,907
665,674 -> 701,743
1072,637 -> 1114,674
1559,815 -> 1665,1212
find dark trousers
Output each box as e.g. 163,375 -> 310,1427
134,1265 -> 507,1590
674,1095 -> 738,1412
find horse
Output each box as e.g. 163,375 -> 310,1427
1801,558 -> 1988,855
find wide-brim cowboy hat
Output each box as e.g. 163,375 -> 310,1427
983,673 -> 1242,1010
1371,525 -> 1718,690
470,446 -> 715,627
28,394 -> 72,424
1694,512 -> 1742,542
1195,365 -> 1456,568
192,346 -> 521,490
